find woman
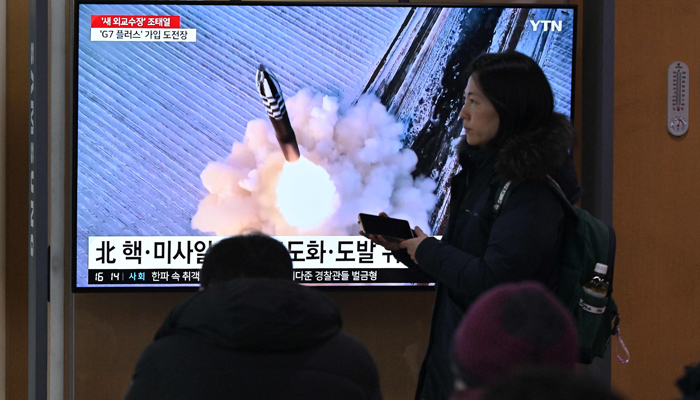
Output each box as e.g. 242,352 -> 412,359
364,51 -> 581,400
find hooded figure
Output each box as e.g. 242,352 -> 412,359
367,51 -> 582,400
450,282 -> 578,400
124,234 -> 382,400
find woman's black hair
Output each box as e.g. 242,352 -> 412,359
464,51 -> 555,147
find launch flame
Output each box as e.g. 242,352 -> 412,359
276,156 -> 338,229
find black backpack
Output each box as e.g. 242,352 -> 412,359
494,177 -> 622,364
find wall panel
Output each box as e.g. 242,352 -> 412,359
612,1 -> 700,399
5,0 -> 29,396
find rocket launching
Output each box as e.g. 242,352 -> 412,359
193,88 -> 437,236
256,65 -> 301,162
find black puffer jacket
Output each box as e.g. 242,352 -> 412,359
124,279 -> 382,400
401,113 -> 580,400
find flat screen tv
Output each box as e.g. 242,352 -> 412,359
72,1 -> 576,291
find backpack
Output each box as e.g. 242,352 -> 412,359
493,176 -> 622,364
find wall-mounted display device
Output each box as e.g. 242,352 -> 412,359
72,1 -> 576,291
668,61 -> 689,137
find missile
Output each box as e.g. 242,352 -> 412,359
256,64 -> 301,163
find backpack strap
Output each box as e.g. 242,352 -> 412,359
546,176 -> 571,205
494,177 -> 576,217
545,175 -> 581,217
493,181 -> 512,217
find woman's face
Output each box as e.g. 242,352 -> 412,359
459,75 -> 500,147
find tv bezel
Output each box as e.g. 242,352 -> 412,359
70,1 -> 578,293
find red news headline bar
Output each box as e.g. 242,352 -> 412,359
91,15 -> 181,29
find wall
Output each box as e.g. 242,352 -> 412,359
5,0 -> 29,396
0,0 -> 6,395
611,1 -> 700,399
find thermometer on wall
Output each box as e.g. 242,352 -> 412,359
667,61 -> 689,137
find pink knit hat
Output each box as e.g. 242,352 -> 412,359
453,281 -> 578,387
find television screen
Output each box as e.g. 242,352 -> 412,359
72,1 -> 576,290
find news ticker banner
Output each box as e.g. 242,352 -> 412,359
90,15 -> 196,42
87,235 -> 441,285
88,235 -> 417,270
86,268 -> 433,285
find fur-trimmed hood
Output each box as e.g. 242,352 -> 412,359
496,112 -> 575,182
457,112 -> 575,183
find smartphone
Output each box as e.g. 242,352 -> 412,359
358,213 -> 416,240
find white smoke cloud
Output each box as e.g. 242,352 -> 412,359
192,89 -> 437,236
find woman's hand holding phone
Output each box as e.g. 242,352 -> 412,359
360,212 -> 428,264
399,226 -> 428,264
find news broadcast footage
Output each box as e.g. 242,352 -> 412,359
74,3 -> 575,289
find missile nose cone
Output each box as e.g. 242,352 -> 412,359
255,64 -> 266,87
255,64 -> 300,162
256,64 -> 266,81
256,64 -> 282,99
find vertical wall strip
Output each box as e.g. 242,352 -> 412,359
49,0 -> 66,396
580,0 -> 615,387
28,0 -> 49,396
0,0 -> 6,394
67,1 -> 77,398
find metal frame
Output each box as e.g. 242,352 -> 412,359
49,0 -> 68,397
580,0 -> 615,386
28,0 -> 49,396
68,1 -> 577,293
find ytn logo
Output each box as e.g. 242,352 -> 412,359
530,20 -> 563,32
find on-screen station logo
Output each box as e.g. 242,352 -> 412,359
530,20 -> 563,32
